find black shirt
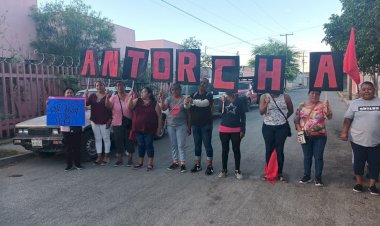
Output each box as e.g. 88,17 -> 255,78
190,91 -> 214,127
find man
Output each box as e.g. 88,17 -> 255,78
185,78 -> 214,175
341,81 -> 380,195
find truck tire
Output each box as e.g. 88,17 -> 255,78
81,130 -> 97,161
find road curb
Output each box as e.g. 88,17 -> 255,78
0,152 -> 35,167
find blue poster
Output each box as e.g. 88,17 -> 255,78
46,97 -> 86,126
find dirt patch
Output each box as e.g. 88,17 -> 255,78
0,150 -> 19,158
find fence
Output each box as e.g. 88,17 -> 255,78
0,62 -> 172,139
0,62 -> 80,139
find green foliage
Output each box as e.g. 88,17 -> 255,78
182,36 -> 202,49
248,39 -> 300,81
181,36 -> 211,68
323,0 -> 380,81
30,0 -> 115,58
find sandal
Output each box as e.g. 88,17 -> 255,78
133,163 -> 143,169
147,164 -> 154,171
278,176 -> 287,183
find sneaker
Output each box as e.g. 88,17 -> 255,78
126,159 -> 133,167
299,175 -> 312,184
64,165 -> 73,171
167,162 -> 179,170
180,165 -> 187,173
218,170 -> 227,178
114,160 -> 123,167
368,186 -> 380,196
190,164 -> 202,173
235,170 -> 243,180
353,184 -> 363,193
75,165 -> 83,170
315,177 -> 324,187
205,165 -> 214,175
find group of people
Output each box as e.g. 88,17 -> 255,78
61,80 -> 380,196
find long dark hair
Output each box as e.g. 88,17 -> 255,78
143,87 -> 156,102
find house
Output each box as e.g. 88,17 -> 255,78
0,0 -> 135,59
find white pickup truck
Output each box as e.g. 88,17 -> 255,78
13,87 -> 167,161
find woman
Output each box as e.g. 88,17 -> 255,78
217,92 -> 246,179
61,88 -> 83,171
106,81 -> 135,166
128,87 -> 162,171
341,81 -> 380,195
259,93 -> 294,182
294,90 -> 332,186
85,80 -> 112,165
160,83 -> 191,173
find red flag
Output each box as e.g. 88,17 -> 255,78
343,27 -> 360,85
264,149 -> 278,184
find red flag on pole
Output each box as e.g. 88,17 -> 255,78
343,27 -> 360,85
264,149 -> 278,184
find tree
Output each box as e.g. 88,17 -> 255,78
30,0 -> 115,58
323,0 -> 380,90
248,39 -> 300,81
181,36 -> 211,67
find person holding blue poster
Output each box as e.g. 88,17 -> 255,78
160,83 -> 191,173
61,88 -> 83,171
217,92 -> 246,179
106,81 -> 135,167
341,82 -> 380,195
259,93 -> 294,182
85,81 -> 112,165
294,90 -> 332,186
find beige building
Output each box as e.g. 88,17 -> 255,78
0,0 -> 135,59
1,0 -> 37,58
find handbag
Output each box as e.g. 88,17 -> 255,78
270,94 -> 292,137
118,95 -> 132,129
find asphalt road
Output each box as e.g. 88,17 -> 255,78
1,89 -> 379,226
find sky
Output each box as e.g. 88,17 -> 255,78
39,0 -> 343,69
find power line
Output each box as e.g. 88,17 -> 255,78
185,0 -> 260,38
160,0 -> 254,46
224,0 -> 278,34
280,33 -> 294,46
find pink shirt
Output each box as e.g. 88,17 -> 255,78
109,94 -> 133,126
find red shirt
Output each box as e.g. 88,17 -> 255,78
87,93 -> 112,124
133,98 -> 158,135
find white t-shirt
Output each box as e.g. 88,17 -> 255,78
344,97 -> 380,147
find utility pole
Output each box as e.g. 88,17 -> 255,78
280,33 -> 293,89
301,51 -> 308,87
301,51 -> 307,74
280,33 -> 293,47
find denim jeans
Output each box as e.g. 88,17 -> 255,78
262,123 -> 289,174
192,124 -> 213,161
167,124 -> 188,162
301,136 -> 327,178
135,132 -> 155,158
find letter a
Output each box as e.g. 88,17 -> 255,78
314,55 -> 337,88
